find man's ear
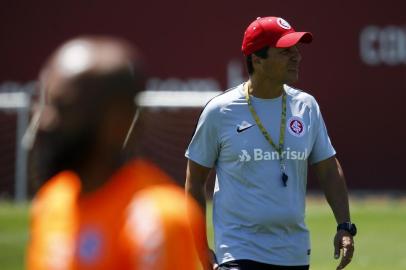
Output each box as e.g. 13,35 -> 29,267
251,54 -> 262,65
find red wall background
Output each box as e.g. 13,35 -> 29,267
0,0 -> 405,194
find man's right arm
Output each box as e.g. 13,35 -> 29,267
185,159 -> 217,270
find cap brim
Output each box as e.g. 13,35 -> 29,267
275,32 -> 313,48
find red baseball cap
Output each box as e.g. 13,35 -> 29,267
241,16 -> 313,56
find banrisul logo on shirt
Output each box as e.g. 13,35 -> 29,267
288,116 -> 306,137
239,148 -> 308,162
239,150 -> 252,161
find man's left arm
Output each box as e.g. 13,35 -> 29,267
312,156 -> 355,270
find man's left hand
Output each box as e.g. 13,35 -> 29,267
334,230 -> 354,269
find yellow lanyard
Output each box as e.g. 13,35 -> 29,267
244,82 -> 289,186
244,83 -> 287,156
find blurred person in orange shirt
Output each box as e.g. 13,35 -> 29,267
24,36 -> 207,270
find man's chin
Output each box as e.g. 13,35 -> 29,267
285,75 -> 299,85
32,144 -> 84,181
36,153 -> 74,180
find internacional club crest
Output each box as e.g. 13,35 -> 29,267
277,18 -> 292,30
287,116 -> 306,137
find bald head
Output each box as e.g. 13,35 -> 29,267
51,37 -> 135,77
45,37 -> 141,79
28,36 -> 145,182
41,37 -> 144,107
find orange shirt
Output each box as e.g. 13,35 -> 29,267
27,159 -> 206,270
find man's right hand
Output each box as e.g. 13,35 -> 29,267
334,230 -> 354,270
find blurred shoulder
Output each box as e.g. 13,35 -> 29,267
127,184 -> 196,224
31,171 -> 80,216
124,184 -> 203,269
124,184 -> 201,249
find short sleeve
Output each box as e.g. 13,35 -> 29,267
308,100 -> 336,165
185,103 -> 220,168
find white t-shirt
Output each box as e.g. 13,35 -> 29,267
186,83 -> 336,266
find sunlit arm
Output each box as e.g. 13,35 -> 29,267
185,159 -> 217,270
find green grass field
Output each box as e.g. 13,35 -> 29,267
0,202 -> 29,270
1,197 -> 405,270
205,197 -> 406,270
304,197 -> 406,270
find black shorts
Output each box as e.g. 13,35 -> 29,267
218,260 -> 309,270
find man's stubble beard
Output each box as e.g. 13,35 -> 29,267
31,127 -> 97,183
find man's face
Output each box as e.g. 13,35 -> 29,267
254,45 -> 302,84
31,78 -> 99,180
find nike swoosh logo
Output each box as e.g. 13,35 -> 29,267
237,124 -> 255,133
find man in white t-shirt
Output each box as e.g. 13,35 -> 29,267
185,16 -> 356,270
